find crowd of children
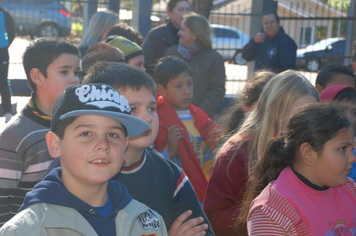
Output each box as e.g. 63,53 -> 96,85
1,0 -> 356,235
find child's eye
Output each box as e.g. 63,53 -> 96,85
108,133 -> 119,138
80,131 -> 91,137
130,107 -> 137,113
340,146 -> 347,151
148,107 -> 156,112
61,70 -> 69,75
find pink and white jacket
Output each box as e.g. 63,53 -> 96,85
248,167 -> 356,236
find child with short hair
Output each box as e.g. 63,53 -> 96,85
240,103 -> 356,235
0,38 -> 80,227
0,83 -> 168,235
153,56 -> 221,202
315,63 -> 355,93
80,62 -> 213,236
107,36 -> 146,72
320,84 -> 356,181
46,62 -> 214,235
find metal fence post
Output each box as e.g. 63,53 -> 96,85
83,0 -> 98,36
108,0 -> 120,14
344,0 -> 356,65
131,0 -> 153,38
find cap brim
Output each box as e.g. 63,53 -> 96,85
60,110 -> 150,137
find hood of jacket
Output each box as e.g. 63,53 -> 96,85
19,167 -> 132,219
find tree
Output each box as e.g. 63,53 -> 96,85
190,0 -> 213,19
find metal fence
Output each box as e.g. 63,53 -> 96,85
4,0 -> 356,95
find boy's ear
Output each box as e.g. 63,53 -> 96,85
157,84 -> 167,97
124,137 -> 129,151
315,84 -> 324,94
299,142 -> 318,167
30,68 -> 44,86
352,62 -> 356,73
46,131 -> 61,158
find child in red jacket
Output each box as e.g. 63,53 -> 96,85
153,56 -> 221,202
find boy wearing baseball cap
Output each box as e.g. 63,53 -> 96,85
0,84 -> 168,236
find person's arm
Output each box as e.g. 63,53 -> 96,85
171,170 -> 215,236
3,10 -> 15,46
247,207 -> 291,235
241,39 -> 259,61
203,147 -> 247,236
279,37 -> 297,72
197,53 -> 226,116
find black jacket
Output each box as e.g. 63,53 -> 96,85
142,20 -> 179,75
242,27 -> 297,73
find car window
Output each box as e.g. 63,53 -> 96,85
331,40 -> 345,53
213,27 -> 240,39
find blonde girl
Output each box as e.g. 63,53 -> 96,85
203,70 -> 319,236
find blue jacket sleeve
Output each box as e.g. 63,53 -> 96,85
172,171 -> 215,236
241,39 -> 258,61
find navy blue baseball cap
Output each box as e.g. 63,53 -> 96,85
51,83 -> 149,137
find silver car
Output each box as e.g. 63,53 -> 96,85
211,24 -> 250,65
2,0 -> 71,38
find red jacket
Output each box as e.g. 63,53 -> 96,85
154,95 -> 221,202
203,140 -> 249,236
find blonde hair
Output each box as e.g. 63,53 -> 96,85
183,13 -> 212,49
78,10 -> 119,50
217,70 -> 319,175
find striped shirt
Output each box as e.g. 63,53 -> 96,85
0,98 -> 52,227
248,167 -> 356,235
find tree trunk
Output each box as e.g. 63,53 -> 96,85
190,0 -> 213,19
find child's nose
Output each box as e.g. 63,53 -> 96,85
349,150 -> 356,163
142,111 -> 153,124
70,75 -> 79,84
96,136 -> 110,151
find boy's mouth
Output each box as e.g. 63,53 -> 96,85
142,128 -> 152,136
90,159 -> 109,164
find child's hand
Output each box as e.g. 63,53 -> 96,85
168,210 -> 208,236
167,125 -> 184,157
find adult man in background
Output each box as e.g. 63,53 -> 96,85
242,12 -> 297,73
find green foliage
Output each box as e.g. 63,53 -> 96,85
327,0 -> 351,13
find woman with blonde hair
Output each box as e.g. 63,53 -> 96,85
165,12 -> 226,117
203,70 -> 319,236
78,10 -> 119,57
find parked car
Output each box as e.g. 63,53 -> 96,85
211,24 -> 249,65
296,37 -> 346,72
2,0 -> 71,38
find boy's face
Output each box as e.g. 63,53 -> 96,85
128,55 -> 146,72
39,53 -> 80,106
159,72 -> 193,111
336,100 -> 356,131
47,115 -> 128,189
117,87 -> 159,149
